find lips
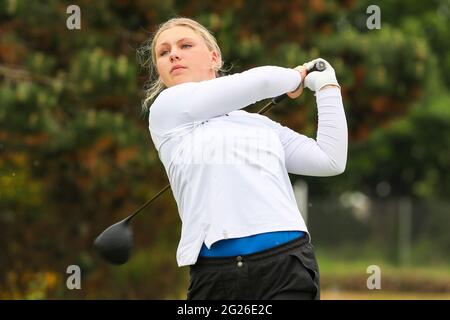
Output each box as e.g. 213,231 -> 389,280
171,65 -> 186,73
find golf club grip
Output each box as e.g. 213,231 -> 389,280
270,61 -> 326,106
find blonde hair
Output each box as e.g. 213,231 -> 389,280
138,17 -> 228,113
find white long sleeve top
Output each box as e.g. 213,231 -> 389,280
148,66 -> 347,266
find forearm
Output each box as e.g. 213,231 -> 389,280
184,66 -> 301,121
282,87 -> 347,176
314,87 -> 348,173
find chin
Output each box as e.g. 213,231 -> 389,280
173,76 -> 193,85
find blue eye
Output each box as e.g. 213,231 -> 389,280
159,44 -> 191,57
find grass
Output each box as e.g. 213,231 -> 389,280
321,290 -> 450,300
315,248 -> 450,297
318,255 -> 450,280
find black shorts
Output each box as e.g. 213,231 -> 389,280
187,234 -> 320,300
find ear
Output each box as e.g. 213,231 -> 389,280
210,51 -> 220,70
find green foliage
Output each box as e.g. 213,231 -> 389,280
344,93 -> 450,199
70,48 -> 137,97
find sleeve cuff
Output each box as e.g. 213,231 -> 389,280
315,86 -> 341,98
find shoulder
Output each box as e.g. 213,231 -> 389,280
150,82 -> 197,109
149,83 -> 197,119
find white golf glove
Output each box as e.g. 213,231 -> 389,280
304,58 -> 340,92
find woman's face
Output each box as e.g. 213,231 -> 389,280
155,26 -> 219,88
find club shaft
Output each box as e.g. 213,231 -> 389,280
127,184 -> 171,221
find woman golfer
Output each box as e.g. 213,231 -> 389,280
144,17 -> 347,300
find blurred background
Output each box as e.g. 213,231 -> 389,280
0,0 -> 449,299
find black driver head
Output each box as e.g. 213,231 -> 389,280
94,218 -> 133,265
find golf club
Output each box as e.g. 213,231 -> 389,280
94,60 -> 326,265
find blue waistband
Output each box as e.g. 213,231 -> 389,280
199,231 -> 305,257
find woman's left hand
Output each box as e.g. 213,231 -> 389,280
287,65 -> 308,99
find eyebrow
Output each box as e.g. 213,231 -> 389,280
157,37 -> 196,48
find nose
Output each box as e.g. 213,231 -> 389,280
169,50 -> 180,62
